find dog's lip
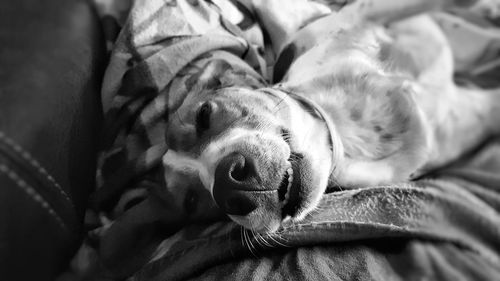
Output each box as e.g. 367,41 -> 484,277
277,165 -> 291,202
280,153 -> 302,219
278,130 -> 303,220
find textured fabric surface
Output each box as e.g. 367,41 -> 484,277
90,0 -> 500,280
137,140 -> 500,281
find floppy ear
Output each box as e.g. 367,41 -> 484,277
333,77 -> 430,187
98,198 -> 162,278
98,196 -> 186,278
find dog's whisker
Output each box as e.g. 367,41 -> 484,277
259,232 -> 273,247
260,230 -> 286,249
254,230 -> 270,249
323,152 -> 344,191
253,232 -> 263,248
253,229 -> 266,255
246,229 -> 259,257
242,228 -> 250,253
267,232 -> 290,248
244,229 -> 253,255
255,231 -> 272,248
272,97 -> 287,115
251,229 -> 260,247
240,226 -> 246,248
241,227 -> 254,256
244,228 -> 253,254
330,175 -> 344,191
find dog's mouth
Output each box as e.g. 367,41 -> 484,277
277,128 -> 305,221
278,152 -> 303,220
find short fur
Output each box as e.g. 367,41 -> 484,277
161,0 -> 500,233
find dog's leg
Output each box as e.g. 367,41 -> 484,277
343,0 -> 492,24
421,86 -> 500,173
329,14 -> 499,186
250,0 -> 493,58
267,0 -> 493,82
387,15 -> 500,173
248,0 -> 330,55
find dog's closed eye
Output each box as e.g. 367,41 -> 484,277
196,102 -> 212,135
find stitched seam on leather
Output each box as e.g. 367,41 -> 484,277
0,164 -> 69,232
0,131 -> 75,209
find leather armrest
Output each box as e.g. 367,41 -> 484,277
0,0 -> 106,280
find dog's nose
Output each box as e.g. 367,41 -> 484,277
213,153 -> 258,216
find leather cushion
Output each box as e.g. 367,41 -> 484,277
0,0 -> 106,280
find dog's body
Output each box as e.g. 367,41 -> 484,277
273,8 -> 500,187
161,0 -> 500,233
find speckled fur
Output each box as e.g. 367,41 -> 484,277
258,0 -> 500,186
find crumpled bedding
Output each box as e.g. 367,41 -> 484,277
134,140 -> 500,281
87,0 -> 500,280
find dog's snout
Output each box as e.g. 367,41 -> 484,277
213,153 -> 259,215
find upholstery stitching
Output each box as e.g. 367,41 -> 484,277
0,131 -> 75,209
0,164 -> 68,232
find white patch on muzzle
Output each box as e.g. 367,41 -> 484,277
163,128 -> 282,196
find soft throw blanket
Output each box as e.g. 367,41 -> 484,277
77,0 -> 500,280
138,143 -> 500,281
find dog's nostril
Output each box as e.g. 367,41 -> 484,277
218,153 -> 256,183
214,153 -> 260,216
230,158 -> 251,182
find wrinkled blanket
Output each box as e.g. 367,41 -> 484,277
84,0 -> 500,280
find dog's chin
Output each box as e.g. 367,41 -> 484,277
229,213 -> 282,233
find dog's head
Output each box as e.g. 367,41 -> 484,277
163,60 -> 335,233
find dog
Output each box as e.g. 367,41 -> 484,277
161,0 -> 500,234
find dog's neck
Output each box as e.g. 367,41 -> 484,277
276,49 -> 383,153
261,86 -> 344,182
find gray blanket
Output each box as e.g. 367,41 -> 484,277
133,139 -> 500,281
